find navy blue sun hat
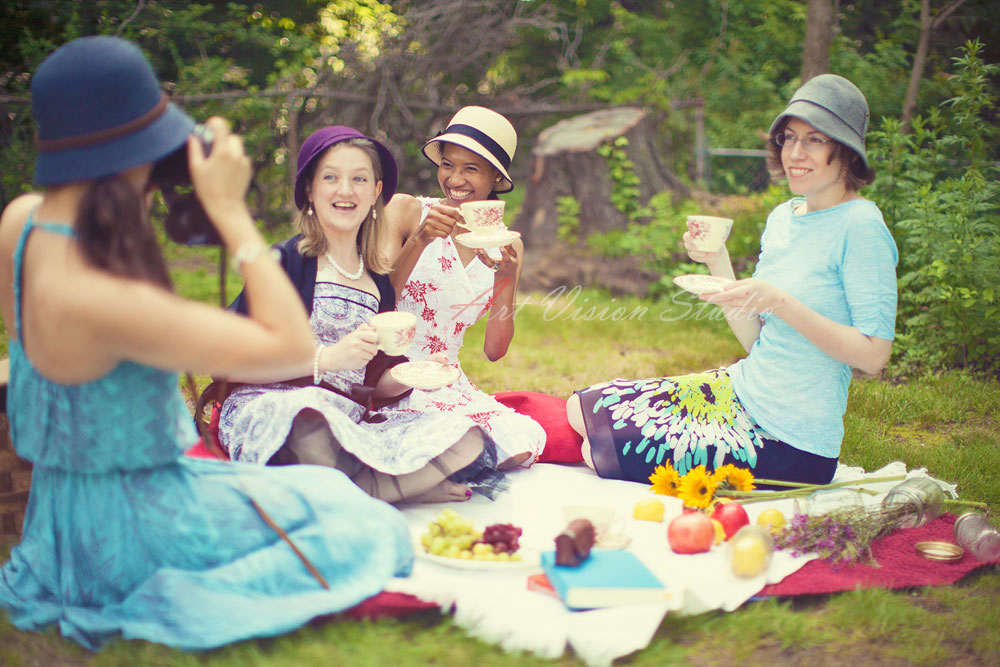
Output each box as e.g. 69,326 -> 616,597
32,36 -> 195,186
294,126 -> 398,210
768,73 -> 870,167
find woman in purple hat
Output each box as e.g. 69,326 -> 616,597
0,36 -> 412,650
217,126 -> 504,503
380,106 -> 545,470
567,74 -> 898,487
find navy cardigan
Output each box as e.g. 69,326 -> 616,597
229,234 -> 407,397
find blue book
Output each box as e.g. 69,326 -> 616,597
540,550 -> 670,610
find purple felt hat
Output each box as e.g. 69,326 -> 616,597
293,126 -> 398,209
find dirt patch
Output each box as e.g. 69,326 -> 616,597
888,418 -> 999,450
888,424 -> 953,448
518,243 -> 661,297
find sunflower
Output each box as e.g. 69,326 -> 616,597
678,466 -> 718,509
712,464 -> 756,493
649,463 -> 682,497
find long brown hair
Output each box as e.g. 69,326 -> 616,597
76,175 -> 173,288
294,138 -> 390,273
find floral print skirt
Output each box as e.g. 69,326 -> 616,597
576,368 -> 838,485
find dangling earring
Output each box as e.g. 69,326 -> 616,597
307,203 -> 314,217
371,208 -> 377,221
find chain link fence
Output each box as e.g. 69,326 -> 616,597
704,148 -> 771,195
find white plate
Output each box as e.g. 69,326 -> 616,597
455,229 -> 521,249
672,274 -> 734,295
390,361 -> 460,390
416,547 -> 540,571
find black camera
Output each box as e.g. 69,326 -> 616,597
150,124 -> 222,245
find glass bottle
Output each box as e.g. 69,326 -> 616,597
953,512 -> 1000,562
881,477 -> 944,529
793,488 -> 864,516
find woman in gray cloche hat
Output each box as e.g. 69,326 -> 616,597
0,36 -> 413,650
569,74 -> 899,488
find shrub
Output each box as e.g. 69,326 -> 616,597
868,40 -> 1000,375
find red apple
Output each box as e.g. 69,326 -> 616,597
710,501 -> 750,540
667,511 -> 715,554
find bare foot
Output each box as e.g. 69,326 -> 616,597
498,451 -> 532,470
410,480 -> 472,503
581,438 -> 595,470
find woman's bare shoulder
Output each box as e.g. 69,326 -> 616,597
0,193 -> 44,242
386,193 -> 422,227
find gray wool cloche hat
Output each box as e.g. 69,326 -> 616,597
769,73 -> 870,167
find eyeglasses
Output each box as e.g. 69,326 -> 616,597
774,133 -> 832,151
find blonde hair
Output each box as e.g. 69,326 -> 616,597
294,137 -> 391,273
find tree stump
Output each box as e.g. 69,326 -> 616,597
512,107 -> 689,249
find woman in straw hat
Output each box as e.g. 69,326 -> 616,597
568,74 -> 898,487
217,125 -> 503,503
381,106 -> 544,470
0,36 -> 412,650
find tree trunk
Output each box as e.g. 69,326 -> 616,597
801,0 -> 834,83
901,0 -> 968,132
511,107 -> 689,249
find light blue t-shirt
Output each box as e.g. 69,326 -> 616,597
728,198 -> 898,458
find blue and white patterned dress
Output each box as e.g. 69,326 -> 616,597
220,267 -> 490,475
0,220 -> 413,650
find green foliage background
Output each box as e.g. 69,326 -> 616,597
1,0 -> 998,374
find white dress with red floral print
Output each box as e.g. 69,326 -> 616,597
390,197 -> 545,466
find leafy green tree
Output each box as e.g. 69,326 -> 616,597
869,40 -> 1000,373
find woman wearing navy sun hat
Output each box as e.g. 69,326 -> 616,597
568,74 -> 898,487
0,36 -> 413,650
218,124 -> 505,504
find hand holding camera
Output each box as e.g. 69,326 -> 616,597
151,117 -> 253,246
188,119 -> 252,223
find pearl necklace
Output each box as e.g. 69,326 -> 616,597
324,250 -> 365,281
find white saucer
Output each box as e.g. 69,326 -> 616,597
390,361 -> 460,390
455,229 -> 521,249
672,274 -> 735,295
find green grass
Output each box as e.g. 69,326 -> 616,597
2,255 -> 999,666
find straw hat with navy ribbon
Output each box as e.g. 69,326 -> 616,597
421,106 -> 517,194
31,36 -> 195,186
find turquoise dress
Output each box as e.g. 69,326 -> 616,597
0,220 -> 414,650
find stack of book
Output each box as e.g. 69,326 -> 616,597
534,549 -> 670,610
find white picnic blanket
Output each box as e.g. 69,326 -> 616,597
386,461 -> 956,666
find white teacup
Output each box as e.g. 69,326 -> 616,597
563,504 -> 630,549
686,215 -> 734,252
458,200 -> 507,233
370,311 -> 417,355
